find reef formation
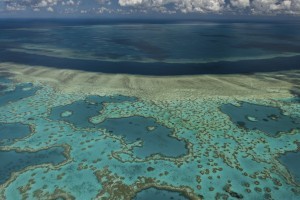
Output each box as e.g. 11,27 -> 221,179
0,72 -> 300,200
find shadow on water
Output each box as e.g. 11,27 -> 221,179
108,38 -> 168,60
234,42 -> 300,53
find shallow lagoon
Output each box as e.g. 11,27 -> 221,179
0,20 -> 300,200
0,147 -> 66,185
100,116 -> 187,158
49,96 -> 187,158
0,79 -> 299,199
279,151 -> 300,183
0,123 -> 31,146
49,95 -> 137,128
221,102 -> 300,136
0,83 -> 40,107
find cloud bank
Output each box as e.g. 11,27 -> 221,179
1,0 -> 300,15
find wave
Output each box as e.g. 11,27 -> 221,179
8,44 -> 300,65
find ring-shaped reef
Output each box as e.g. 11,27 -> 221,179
0,146 -> 67,185
100,116 -> 188,159
49,95 -> 188,159
49,95 -> 137,128
0,83 -> 40,107
220,102 -> 300,136
0,122 -> 32,146
279,151 -> 300,184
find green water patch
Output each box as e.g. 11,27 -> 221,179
0,123 -> 31,146
279,151 -> 300,184
100,116 -> 187,158
133,187 -> 189,200
49,95 -> 137,128
0,146 -> 66,185
220,102 -> 300,136
0,83 -> 40,107
0,76 -> 12,84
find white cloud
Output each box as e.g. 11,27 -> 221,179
118,0 -> 225,13
269,0 -> 291,11
251,0 -> 300,14
1,0 -> 300,15
6,4 -> 26,11
230,0 -> 250,8
119,0 -> 143,6
37,0 -> 48,7
64,0 -> 75,6
47,6 -> 54,11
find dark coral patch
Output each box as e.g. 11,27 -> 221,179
133,187 -> 190,200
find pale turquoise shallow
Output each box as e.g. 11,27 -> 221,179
0,76 -> 300,199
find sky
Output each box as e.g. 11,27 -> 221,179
0,0 -> 300,17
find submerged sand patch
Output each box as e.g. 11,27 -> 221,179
0,62 -> 295,101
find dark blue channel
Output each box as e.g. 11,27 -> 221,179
0,50 -> 299,76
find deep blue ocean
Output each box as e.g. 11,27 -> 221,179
0,19 -> 300,75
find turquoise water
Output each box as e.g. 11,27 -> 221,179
100,116 -> 187,158
49,95 -> 137,128
0,147 -> 66,184
0,123 -> 31,146
279,152 -> 300,183
1,20 -> 300,199
0,80 -> 299,199
0,82 -> 40,107
221,102 -> 300,136
49,95 -> 187,158
133,187 -> 189,200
